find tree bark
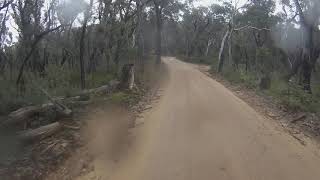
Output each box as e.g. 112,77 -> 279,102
1,106 -> 41,127
301,59 -> 312,92
136,0 -> 144,71
81,80 -> 120,95
228,30 -> 233,66
119,64 -> 135,90
205,38 -> 214,57
218,29 -> 230,73
0,102 -> 70,128
79,0 -> 94,90
154,1 -> 162,64
293,0 -> 320,93
18,122 -> 62,142
79,24 -> 87,90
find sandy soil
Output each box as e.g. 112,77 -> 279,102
59,57 -> 320,180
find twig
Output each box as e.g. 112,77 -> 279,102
290,114 -> 306,124
291,134 -> 306,146
41,141 -> 59,155
63,124 -> 80,130
234,25 -> 271,31
0,0 -> 13,11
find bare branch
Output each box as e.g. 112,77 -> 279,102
293,0 -> 307,26
234,25 -> 271,31
0,0 -> 13,11
16,25 -> 63,84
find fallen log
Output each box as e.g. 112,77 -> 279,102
63,124 -> 80,130
1,106 -> 41,127
65,100 -> 91,107
36,86 -> 72,117
0,103 -> 71,127
81,80 -> 120,95
82,85 -> 111,94
1,81 -> 119,127
18,122 -> 62,142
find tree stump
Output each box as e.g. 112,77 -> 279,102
259,75 -> 271,90
119,64 -> 135,90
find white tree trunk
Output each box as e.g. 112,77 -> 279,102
218,30 -> 230,72
205,38 -> 215,57
129,66 -> 135,90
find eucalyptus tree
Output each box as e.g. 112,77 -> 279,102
237,0 -> 278,78
216,0 -> 235,72
216,0 -> 278,74
282,0 -> 320,92
12,0 -> 65,85
79,0 -> 94,89
182,6 -> 210,57
0,0 -> 13,48
0,0 -> 13,73
151,0 -> 181,64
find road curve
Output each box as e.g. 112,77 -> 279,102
110,57 -> 320,180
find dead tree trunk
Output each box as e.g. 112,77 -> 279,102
18,122 -> 62,142
0,102 -> 70,127
1,106 -> 40,126
218,28 -> 230,73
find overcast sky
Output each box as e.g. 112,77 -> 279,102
195,0 -> 213,6
195,0 -> 282,12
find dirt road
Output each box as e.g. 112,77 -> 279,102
84,57 -> 320,180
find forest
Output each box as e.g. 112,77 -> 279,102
0,0 -> 320,179
0,0 -> 319,114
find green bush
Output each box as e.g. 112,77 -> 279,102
239,71 -> 258,89
87,70 -> 115,89
109,92 -> 131,103
177,55 -> 215,65
0,79 -> 44,115
222,68 -> 257,88
0,63 -> 118,115
267,79 -> 320,112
